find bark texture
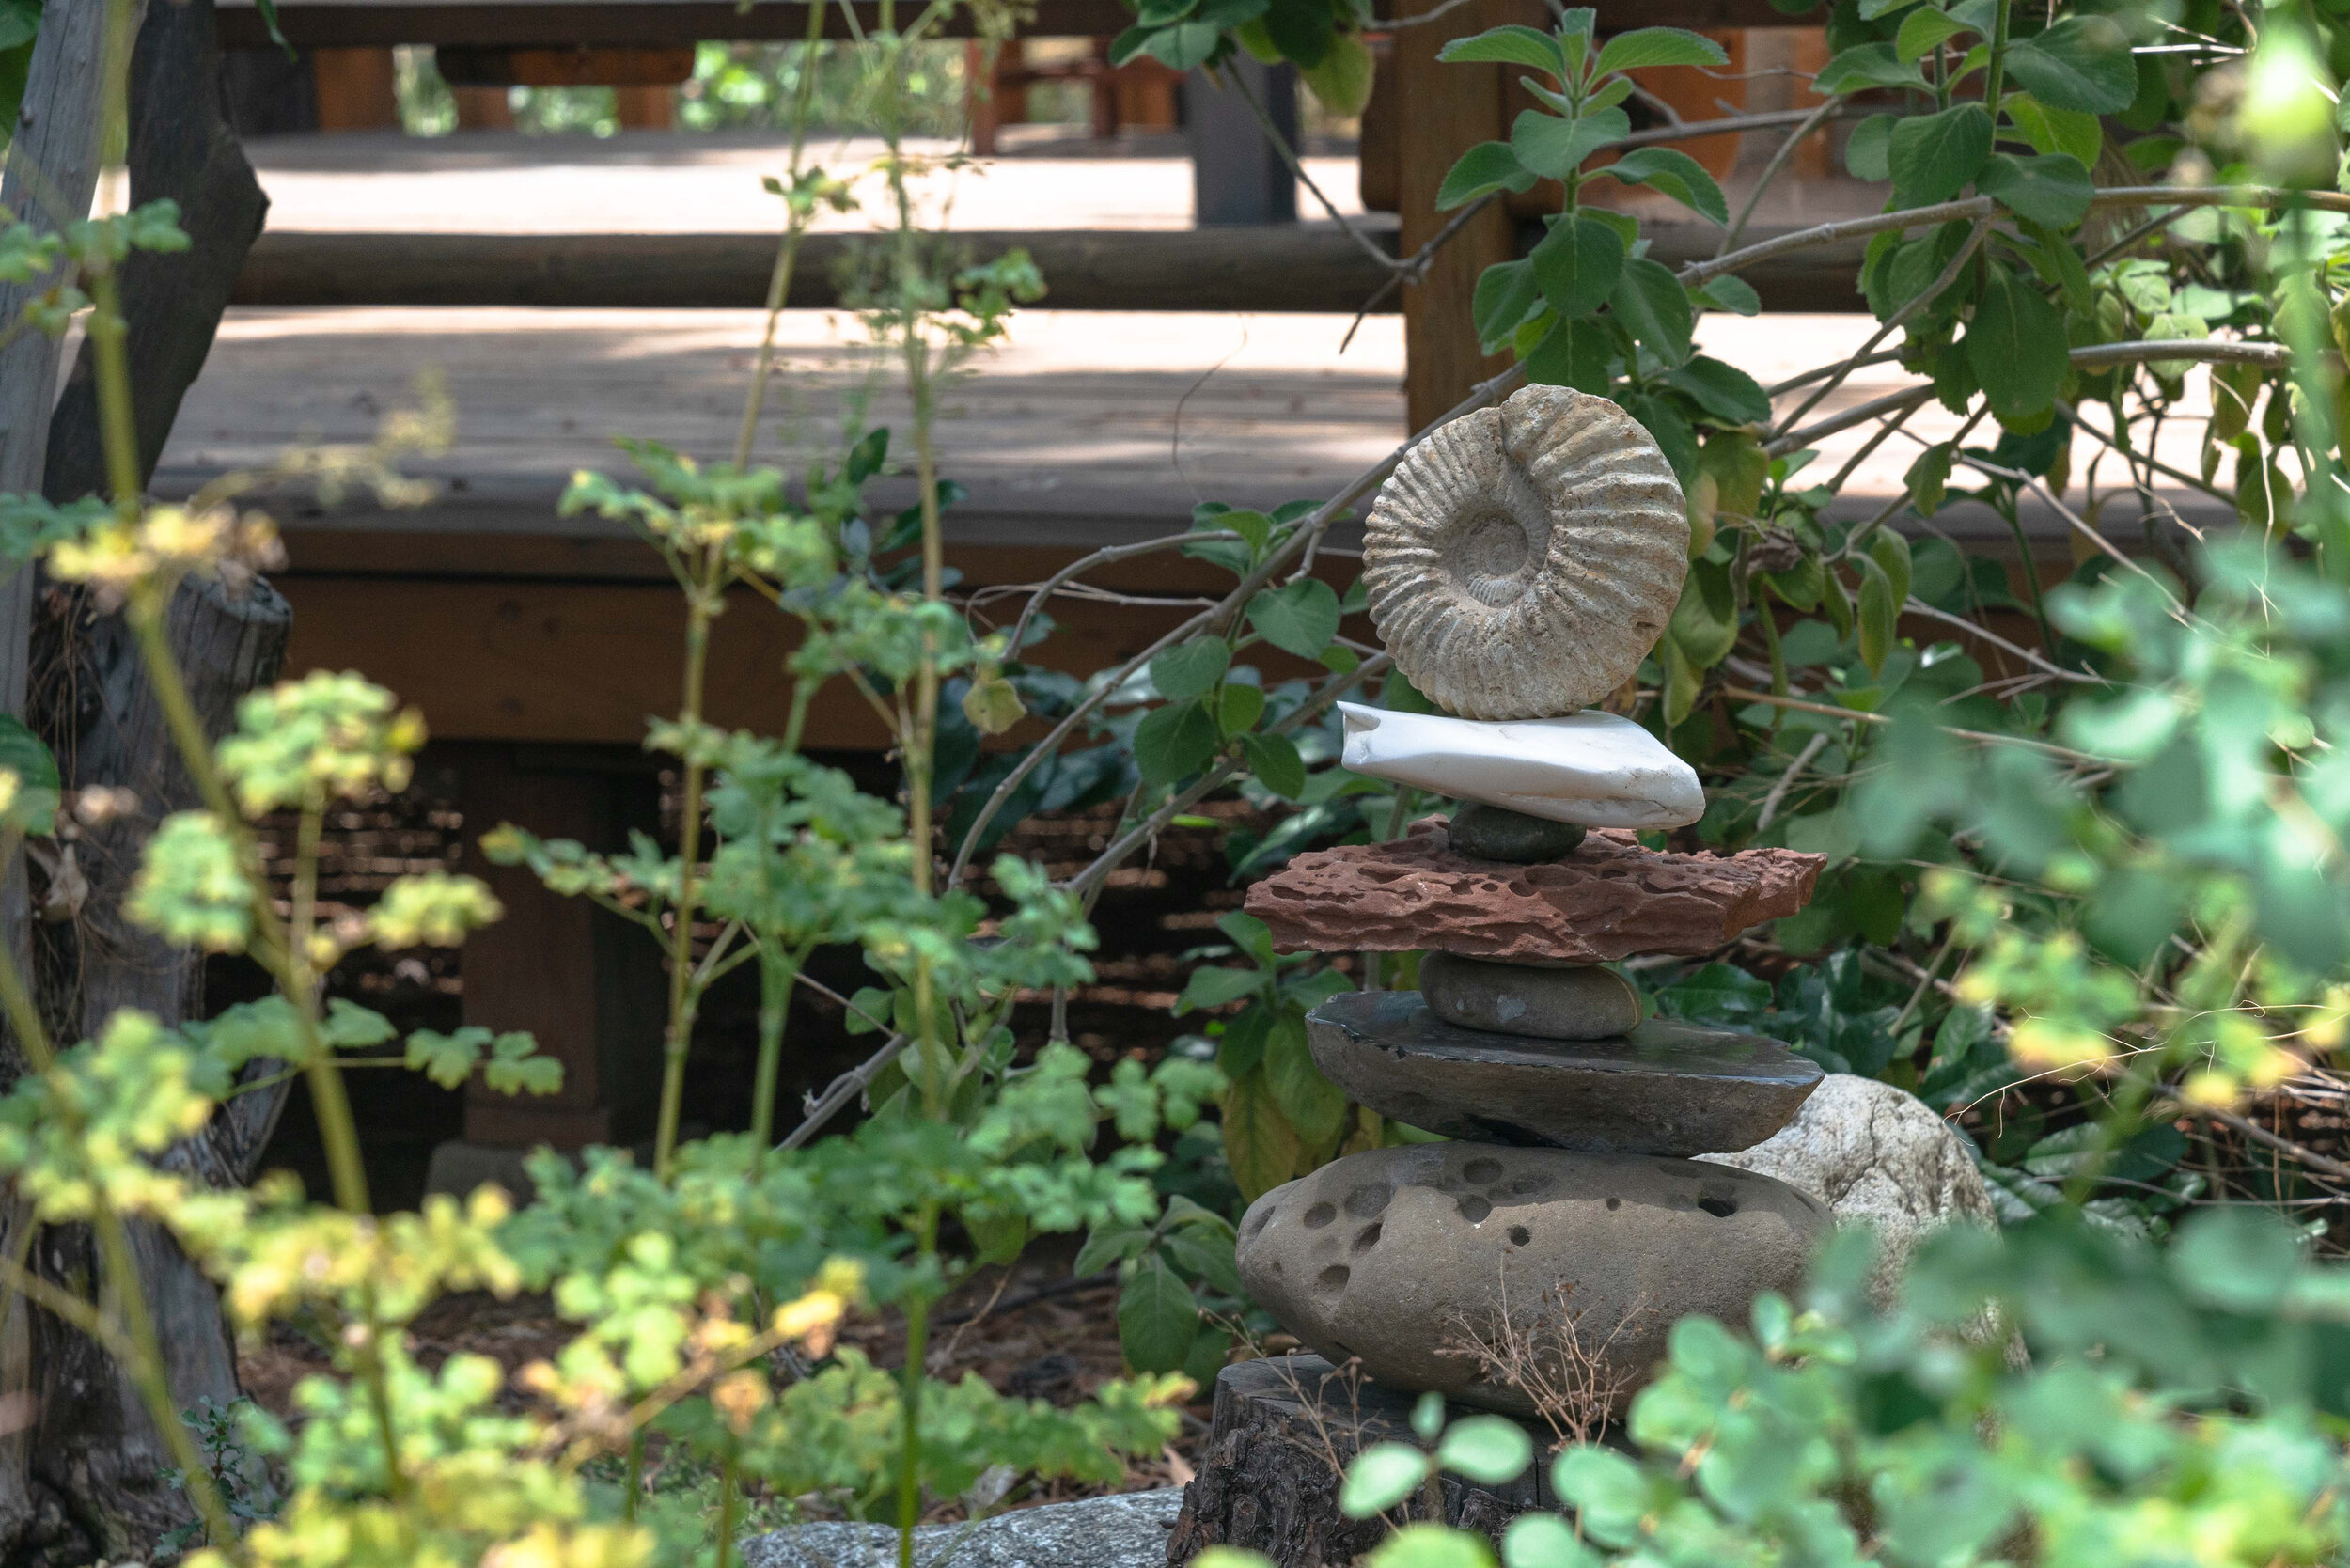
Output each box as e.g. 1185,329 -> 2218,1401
1167,1356 -> 1544,1568
8,4 -> 281,1552
43,0 -> 270,504
20,569 -> 290,1564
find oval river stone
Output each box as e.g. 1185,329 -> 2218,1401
1419,952 -> 1640,1040
1308,990 -> 1823,1157
1236,1143 -> 1828,1418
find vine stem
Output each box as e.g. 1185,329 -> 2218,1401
732,0 -> 831,470
651,543 -> 725,1183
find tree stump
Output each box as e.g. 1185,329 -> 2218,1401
1167,1356 -> 1553,1568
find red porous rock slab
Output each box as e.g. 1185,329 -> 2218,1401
1245,819 -> 1825,963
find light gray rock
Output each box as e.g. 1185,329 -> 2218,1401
741,1489 -> 1183,1568
1699,1073 -> 1998,1299
1338,705 -> 1705,829
1421,953 -> 1641,1041
1308,990 -> 1822,1156
1236,1143 -> 1829,1418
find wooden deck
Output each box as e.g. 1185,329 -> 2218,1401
146,132 -> 2229,748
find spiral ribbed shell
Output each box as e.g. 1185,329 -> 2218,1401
1363,384 -> 1687,721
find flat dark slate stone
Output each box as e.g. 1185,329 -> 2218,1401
1307,989 -> 1822,1157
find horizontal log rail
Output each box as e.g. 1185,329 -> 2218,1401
231,223 -> 1869,311
215,0 -> 1816,50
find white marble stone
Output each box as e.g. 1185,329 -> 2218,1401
1338,704 -> 1705,829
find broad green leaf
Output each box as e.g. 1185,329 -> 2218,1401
1074,1222 -> 1152,1276
1669,556 -> 1739,666
1895,6 -> 1968,63
0,714 -> 58,835
1522,314 -> 1613,392
961,675 -> 1025,736
1965,259 -> 2068,421
1248,578 -> 1341,659
1500,1513 -> 1598,1568
1435,1415 -> 1533,1483
1438,140 -> 1539,210
1264,1008 -> 1347,1144
2004,15 -> 2136,115
1597,146 -> 1728,225
1553,1447 -> 1651,1547
1437,24 -> 1567,76
1473,259 -> 1543,351
1152,638 -> 1231,701
1590,25 -> 1727,75
1340,1442 -> 1432,1518
1241,731 -> 1307,799
1975,150 -> 2092,229
1511,105 -> 1629,181
1216,908 -> 1276,966
1623,391 -> 1699,485
1222,1066 -> 1303,1200
1905,442 -> 1953,513
1856,554 -> 1897,675
1164,1227 -> 1246,1297
1261,0 -> 1335,67
1695,273 -> 1761,315
1662,634 -> 1702,727
1812,41 -> 1927,95
1529,212 -> 1626,321
1139,19 -> 1223,70
1116,1257 -> 1200,1373
1845,113 -> 1895,181
2005,92 -> 2102,165
1217,681 -> 1267,736
1368,1527 -> 1497,1568
1134,698 -> 1220,785
1888,101 -> 1993,206
1665,355 -> 1772,425
1176,964 -> 1265,1014
1608,255 -> 1694,363
1301,31 -> 1374,117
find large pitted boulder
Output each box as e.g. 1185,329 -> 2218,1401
1244,821 -> 1825,963
1235,1142 -> 1828,1417
1699,1073 -> 1998,1297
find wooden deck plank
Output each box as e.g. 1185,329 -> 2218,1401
215,0 -> 1816,49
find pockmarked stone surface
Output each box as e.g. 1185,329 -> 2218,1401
743,1490 -> 1181,1568
1361,384 -> 1688,721
1308,990 -> 1822,1155
1420,953 -> 1641,1040
1700,1073 -> 1998,1301
1246,821 -> 1826,962
1448,802 -> 1588,863
1235,1144 -> 1828,1417
1338,706 -> 1705,830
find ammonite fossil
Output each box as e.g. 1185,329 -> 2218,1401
1362,384 -> 1688,721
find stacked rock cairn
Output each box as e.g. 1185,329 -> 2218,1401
1230,384 -> 1836,1421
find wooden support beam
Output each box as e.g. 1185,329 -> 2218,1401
227,223 -> 1870,312
229,226 -> 1405,310
215,0 -> 1816,51
451,744 -> 666,1149
1395,0 -> 1532,431
270,543 -> 1368,746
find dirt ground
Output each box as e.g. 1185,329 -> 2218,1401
234,1238 -> 1224,1519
